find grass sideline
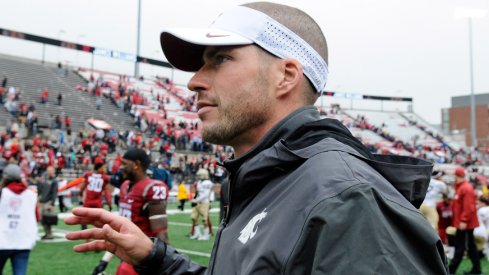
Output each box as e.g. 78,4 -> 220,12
2,202 -> 488,274
3,202 -> 218,275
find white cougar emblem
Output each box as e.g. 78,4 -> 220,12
238,209 -> 267,244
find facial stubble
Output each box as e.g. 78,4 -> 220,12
201,72 -> 272,145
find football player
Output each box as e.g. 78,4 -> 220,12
79,162 -> 112,214
92,148 -> 169,275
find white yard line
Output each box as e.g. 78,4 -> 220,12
57,208 -> 219,219
169,221 -> 219,230
175,249 -> 211,258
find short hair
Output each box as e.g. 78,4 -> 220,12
94,162 -> 104,171
123,148 -> 151,170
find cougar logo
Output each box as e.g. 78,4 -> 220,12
238,209 -> 267,244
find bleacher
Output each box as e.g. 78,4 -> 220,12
320,107 -> 399,153
0,54 -> 136,133
1,54 -> 466,163
344,109 -> 442,148
401,112 -> 461,151
0,100 -> 12,130
76,69 -> 200,129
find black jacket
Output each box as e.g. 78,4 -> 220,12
136,106 -> 448,274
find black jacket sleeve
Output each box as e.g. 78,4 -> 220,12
135,238 -> 207,275
50,179 -> 58,205
285,184 -> 448,274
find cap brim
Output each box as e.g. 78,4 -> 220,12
160,28 -> 253,72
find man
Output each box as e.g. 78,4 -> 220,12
1,75 -> 7,89
80,163 -> 112,209
57,176 -> 69,213
38,166 -> 57,240
64,115 -> 71,130
448,167 -> 481,274
0,164 -> 38,275
66,2 -> 447,274
90,148 -> 169,275
176,180 -> 188,211
79,162 -> 113,222
189,168 -> 213,240
436,192 -> 453,245
475,196 -> 489,258
420,170 -> 447,229
40,88 -> 48,104
57,92 -> 62,106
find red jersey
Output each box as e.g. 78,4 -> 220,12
56,156 -> 65,169
65,116 -> 71,127
436,200 -> 452,244
81,172 -> 111,208
119,178 -> 168,237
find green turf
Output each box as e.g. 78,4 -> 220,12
2,205 -> 219,274
2,204 -> 487,274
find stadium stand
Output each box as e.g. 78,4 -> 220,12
0,102 -> 12,130
0,54 -> 135,132
345,109 -> 442,147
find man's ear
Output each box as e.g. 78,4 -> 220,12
276,58 -> 302,98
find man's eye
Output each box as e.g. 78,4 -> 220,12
215,55 -> 230,65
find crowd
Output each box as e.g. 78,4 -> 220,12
5,1 -> 489,274
0,123 -> 225,274
420,166 -> 489,274
321,104 -> 489,167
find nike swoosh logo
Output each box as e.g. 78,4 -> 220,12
206,33 -> 230,38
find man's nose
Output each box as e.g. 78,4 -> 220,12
187,66 -> 210,93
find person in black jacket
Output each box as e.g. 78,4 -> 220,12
1,75 -> 7,88
65,2 -> 448,274
38,166 -> 58,240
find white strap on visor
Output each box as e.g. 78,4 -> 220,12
211,6 -> 329,93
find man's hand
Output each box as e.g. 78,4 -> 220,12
459,222 -> 467,230
65,207 -> 153,265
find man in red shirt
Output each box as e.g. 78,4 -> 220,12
64,115 -> 71,130
0,86 -> 4,104
436,193 -> 452,244
90,148 -> 169,275
79,163 -> 112,212
449,167 -> 481,274
78,163 -> 112,246
40,88 -> 48,104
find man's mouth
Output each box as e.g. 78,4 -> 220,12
197,102 -> 217,116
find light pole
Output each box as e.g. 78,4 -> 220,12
135,0 -> 142,77
454,8 -> 487,147
468,18 -> 477,148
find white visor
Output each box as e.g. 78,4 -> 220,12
160,6 -> 329,93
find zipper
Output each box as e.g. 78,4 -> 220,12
208,217 -> 226,274
208,172 -> 236,274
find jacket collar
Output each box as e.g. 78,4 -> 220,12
223,107 -> 433,209
223,106 -> 319,174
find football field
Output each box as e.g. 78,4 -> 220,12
3,202 -> 219,275
3,201 -> 488,274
